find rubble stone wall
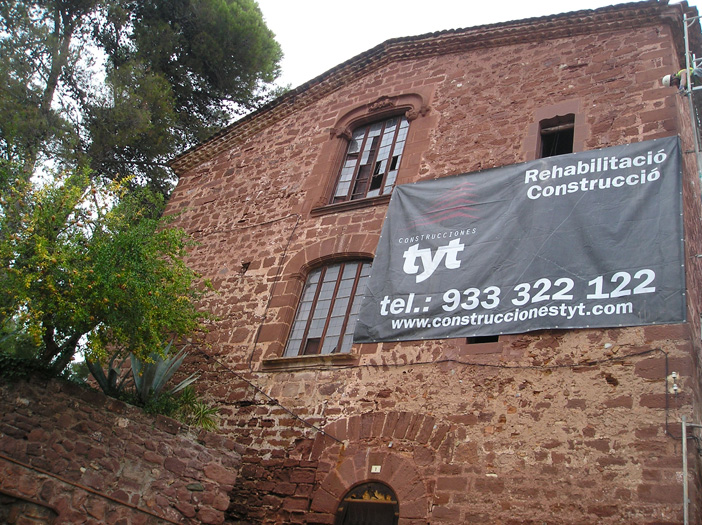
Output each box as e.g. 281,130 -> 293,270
0,378 -> 241,525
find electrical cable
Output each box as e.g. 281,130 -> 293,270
0,452 -> 182,524
192,344 -> 676,446
195,349 -> 343,444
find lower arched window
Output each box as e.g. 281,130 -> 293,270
334,482 -> 399,525
284,261 -> 371,357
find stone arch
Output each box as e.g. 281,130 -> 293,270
330,92 -> 431,141
309,446 -> 428,523
334,481 -> 399,525
259,241 -> 377,359
282,233 -> 378,284
308,411 -> 458,523
303,89 -> 435,213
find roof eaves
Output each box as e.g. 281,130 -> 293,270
170,0 -> 689,175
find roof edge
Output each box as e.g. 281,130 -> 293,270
170,0 -> 696,175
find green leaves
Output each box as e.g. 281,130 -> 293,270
1,0 -> 283,193
0,164 -> 209,374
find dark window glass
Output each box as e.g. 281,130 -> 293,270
332,116 -> 409,203
284,261 -> 371,357
540,114 -> 575,158
466,335 -> 499,344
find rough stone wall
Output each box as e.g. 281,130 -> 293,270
0,379 -> 241,524
166,13 -> 702,525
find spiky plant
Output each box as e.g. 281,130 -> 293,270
130,341 -> 198,404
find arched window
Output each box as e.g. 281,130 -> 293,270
284,260 -> 371,357
334,482 -> 399,525
331,115 -> 410,203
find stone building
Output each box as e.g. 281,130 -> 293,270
166,1 -> 702,523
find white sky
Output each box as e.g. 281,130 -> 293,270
256,0 -> 702,89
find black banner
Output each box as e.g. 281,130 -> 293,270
353,136 -> 685,343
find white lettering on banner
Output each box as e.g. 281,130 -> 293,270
402,238 -> 465,283
523,148 -> 668,184
526,168 -> 661,200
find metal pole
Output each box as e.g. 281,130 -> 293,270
683,416 -> 689,525
683,14 -> 702,186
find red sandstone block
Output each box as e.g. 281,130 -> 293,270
435,476 -> 467,492
603,396 -> 633,409
566,399 -> 587,410
175,500 -> 197,518
429,423 -> 450,450
644,324 -> 690,342
475,476 -> 505,494
635,356 -> 691,379
359,413 -> 374,439
585,439 -> 610,452
415,417 -> 436,445
305,512 -> 335,524
400,497 -> 428,519
290,469 -> 316,484
430,505 -> 461,522
346,416 -> 361,441
196,507 -> 225,525
310,487 -> 339,514
164,457 -> 186,476
404,414 -> 424,441
597,456 -> 627,467
637,483 -> 682,504
203,462 -> 237,486
273,482 -> 297,496
640,393 -> 687,409
283,496 -> 309,511
143,451 -> 163,465
635,425 -> 662,439
154,415 -> 181,435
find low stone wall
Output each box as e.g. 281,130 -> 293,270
0,378 -> 241,524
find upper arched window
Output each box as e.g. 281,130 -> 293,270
331,115 -> 410,203
284,260 -> 371,357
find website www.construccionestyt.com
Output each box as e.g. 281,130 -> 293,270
390,301 -> 634,331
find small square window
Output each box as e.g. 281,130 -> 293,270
539,114 -> 575,158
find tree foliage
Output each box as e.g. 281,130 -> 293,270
0,162 -> 209,374
0,0 -> 283,194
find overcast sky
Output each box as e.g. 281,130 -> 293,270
256,0 -> 702,89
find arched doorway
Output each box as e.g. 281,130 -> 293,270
334,482 -> 399,525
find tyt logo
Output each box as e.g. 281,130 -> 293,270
402,239 -> 465,283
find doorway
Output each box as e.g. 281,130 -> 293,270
334,482 -> 399,525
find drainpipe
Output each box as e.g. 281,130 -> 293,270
682,417 -> 702,524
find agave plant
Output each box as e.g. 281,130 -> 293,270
130,341 -> 198,404
85,350 -> 132,397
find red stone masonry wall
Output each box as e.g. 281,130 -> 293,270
0,379 -> 241,524
165,5 -> 702,524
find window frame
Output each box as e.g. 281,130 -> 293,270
306,92 -> 431,216
282,260 -> 372,358
539,114 -> 575,158
330,114 -> 410,204
523,100 -> 586,162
